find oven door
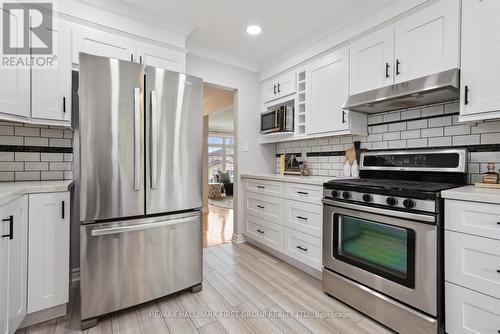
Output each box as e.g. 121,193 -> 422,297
260,109 -> 280,134
323,200 -> 437,316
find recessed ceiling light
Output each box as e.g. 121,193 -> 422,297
246,25 -> 262,36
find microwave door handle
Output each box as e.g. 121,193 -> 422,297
133,87 -> 141,191
150,90 -> 158,190
275,109 -> 280,128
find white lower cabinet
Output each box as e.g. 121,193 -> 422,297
446,282 -> 500,334
28,192 -> 70,314
244,177 -> 323,272
283,228 -> 321,271
0,196 -> 28,334
445,198 -> 500,333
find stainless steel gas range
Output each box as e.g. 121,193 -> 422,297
322,149 -> 468,334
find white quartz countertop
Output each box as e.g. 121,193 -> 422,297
0,180 -> 74,206
441,185 -> 500,205
240,173 -> 351,186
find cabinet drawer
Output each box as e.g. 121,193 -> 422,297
284,227 -> 322,270
284,200 -> 322,237
445,230 -> 500,299
245,215 -> 283,252
245,179 -> 284,197
445,199 -> 500,240
285,183 -> 323,204
245,192 -> 284,225
446,282 -> 500,334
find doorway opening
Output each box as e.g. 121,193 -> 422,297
202,83 -> 235,247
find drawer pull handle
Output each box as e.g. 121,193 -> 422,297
296,216 -> 308,221
497,222 -> 500,225
1,216 -> 13,240
296,245 -> 308,252
256,205 -> 265,209
256,229 -> 265,234
297,191 -> 308,195
497,270 -> 500,274
257,186 -> 265,189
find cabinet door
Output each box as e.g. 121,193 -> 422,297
0,209 -> 8,334
262,79 -> 279,103
137,43 -> 185,72
306,47 -> 349,135
261,71 -> 296,103
73,24 -> 137,63
393,0 -> 459,84
0,8 -> 30,120
460,0 -> 500,117
6,196 -> 28,333
28,192 -> 70,313
350,26 -> 394,94
31,19 -> 72,123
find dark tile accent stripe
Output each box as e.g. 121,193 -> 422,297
275,152 -> 302,158
368,112 -> 459,127
306,151 -> 345,157
0,145 -> 73,153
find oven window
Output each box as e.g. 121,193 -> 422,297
333,215 -> 415,288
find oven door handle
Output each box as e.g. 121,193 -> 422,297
322,198 -> 436,223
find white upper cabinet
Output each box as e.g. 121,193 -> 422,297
460,0 -> 500,120
0,8 -> 30,121
306,47 -> 350,135
137,43 -> 186,73
28,192 -> 70,313
262,71 -> 296,103
350,26 -> 394,95
31,19 -> 72,124
73,24 -> 137,63
393,0 -> 460,84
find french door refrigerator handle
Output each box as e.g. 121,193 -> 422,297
150,90 -> 158,190
133,87 -> 141,191
91,216 -> 199,236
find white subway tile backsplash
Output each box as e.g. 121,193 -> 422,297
0,122 -> 73,181
407,119 -> 428,130
275,102 -> 500,184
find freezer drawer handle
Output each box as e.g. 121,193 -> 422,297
133,87 -> 141,191
91,216 -> 198,236
1,216 -> 13,240
150,90 -> 158,190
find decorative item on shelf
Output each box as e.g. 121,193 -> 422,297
301,161 -> 311,176
284,153 -> 303,175
351,160 -> 359,177
344,160 -> 351,177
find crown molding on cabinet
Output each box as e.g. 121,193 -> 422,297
259,0 -> 436,82
187,43 -> 260,73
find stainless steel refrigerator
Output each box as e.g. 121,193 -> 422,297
78,53 -> 203,329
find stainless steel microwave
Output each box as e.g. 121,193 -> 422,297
260,105 -> 294,134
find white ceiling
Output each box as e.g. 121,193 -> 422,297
79,0 -> 396,70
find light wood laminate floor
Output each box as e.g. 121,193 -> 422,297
202,205 -> 233,248
16,242 -> 393,334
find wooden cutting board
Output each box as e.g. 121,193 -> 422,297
475,182 -> 500,189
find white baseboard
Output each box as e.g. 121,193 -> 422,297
231,233 -> 246,244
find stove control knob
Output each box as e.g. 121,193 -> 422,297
331,190 -> 340,198
403,199 -> 415,209
386,197 -> 398,206
362,194 -> 373,202
342,191 -> 351,199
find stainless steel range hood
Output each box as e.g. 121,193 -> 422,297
343,69 -> 460,114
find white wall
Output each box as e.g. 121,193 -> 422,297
186,54 -> 275,236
